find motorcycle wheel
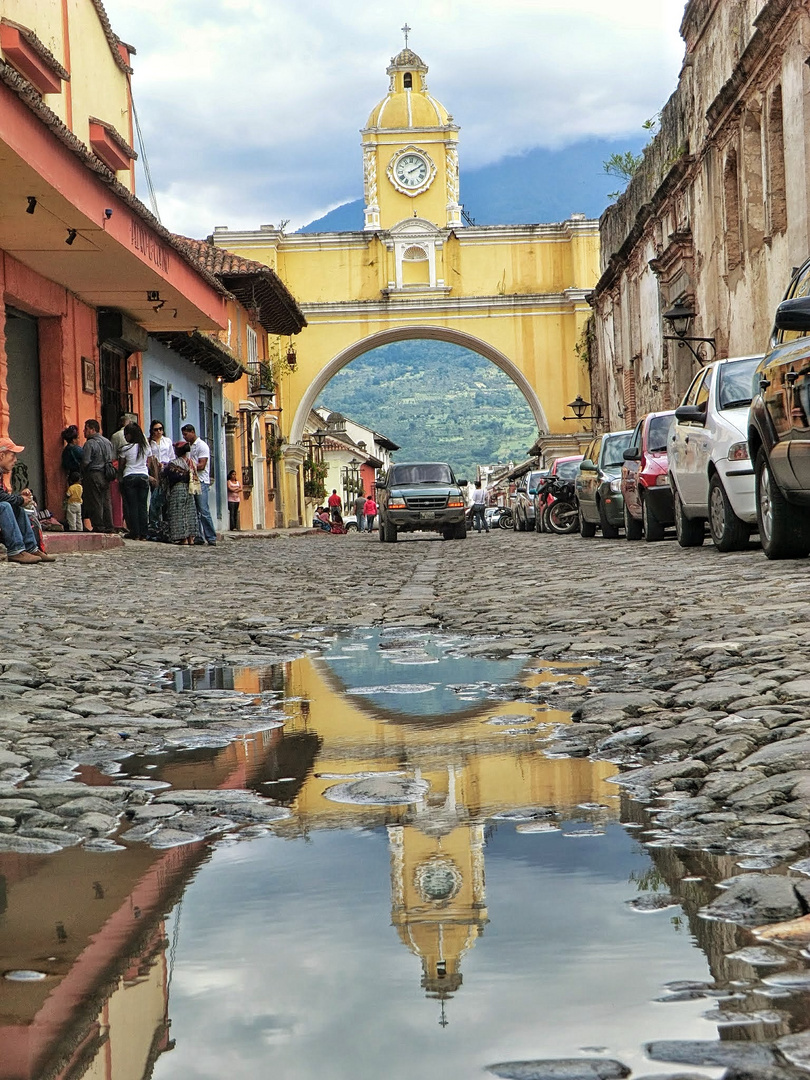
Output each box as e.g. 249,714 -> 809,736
546,500 -> 579,535
498,511 -> 514,531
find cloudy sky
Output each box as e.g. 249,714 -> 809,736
101,0 -> 687,237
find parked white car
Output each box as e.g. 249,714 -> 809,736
668,354 -> 763,551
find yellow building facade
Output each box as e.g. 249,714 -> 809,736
213,45 -> 600,525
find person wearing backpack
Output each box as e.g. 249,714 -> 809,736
80,419 -> 115,533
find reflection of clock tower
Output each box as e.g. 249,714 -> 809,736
362,42 -> 461,233
388,768 -> 488,1024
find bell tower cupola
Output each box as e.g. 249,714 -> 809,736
362,31 -> 461,232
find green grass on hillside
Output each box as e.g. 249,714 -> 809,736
315,340 -> 538,477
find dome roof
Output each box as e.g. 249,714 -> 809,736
365,47 -> 453,131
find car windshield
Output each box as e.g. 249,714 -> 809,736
602,432 -> 633,467
717,357 -> 761,410
554,459 -> 582,480
390,464 -> 454,485
527,471 -> 544,494
647,415 -> 674,453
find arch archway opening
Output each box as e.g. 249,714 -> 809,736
290,326 -> 548,474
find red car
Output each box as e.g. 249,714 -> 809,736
620,411 -> 676,542
534,454 -> 583,532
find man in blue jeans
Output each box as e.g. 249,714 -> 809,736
0,437 -> 56,564
181,424 -> 217,545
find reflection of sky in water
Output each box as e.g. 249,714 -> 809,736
154,823 -> 717,1080
317,629 -> 528,719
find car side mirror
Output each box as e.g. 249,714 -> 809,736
579,459 -> 597,472
622,448 -> 641,461
458,479 -> 469,486
774,295 -> 810,333
674,404 -> 706,424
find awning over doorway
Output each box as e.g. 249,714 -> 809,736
0,65 -> 228,332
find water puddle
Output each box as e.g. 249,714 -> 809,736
1,629 -> 808,1078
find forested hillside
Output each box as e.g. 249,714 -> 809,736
316,340 -> 538,477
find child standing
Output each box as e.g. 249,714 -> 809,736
226,469 -> 242,531
66,471 -> 83,532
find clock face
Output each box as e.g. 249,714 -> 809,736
394,152 -> 429,189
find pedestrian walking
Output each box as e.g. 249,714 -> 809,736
80,419 -> 114,533
181,424 -> 217,545
363,494 -> 377,532
470,480 -> 489,533
353,491 -> 366,532
227,469 -> 242,530
118,422 -> 154,541
327,489 -> 342,522
65,471 -> 83,532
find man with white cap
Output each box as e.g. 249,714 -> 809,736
0,437 -> 56,564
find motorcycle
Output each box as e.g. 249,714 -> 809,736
537,476 -> 579,535
495,506 -> 514,530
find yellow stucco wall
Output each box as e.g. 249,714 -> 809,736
1,0 -> 134,187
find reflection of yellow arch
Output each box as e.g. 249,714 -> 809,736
289,325 -> 550,445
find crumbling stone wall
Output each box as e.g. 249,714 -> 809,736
589,0 -> 810,430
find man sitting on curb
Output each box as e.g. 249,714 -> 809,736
0,437 -> 56,564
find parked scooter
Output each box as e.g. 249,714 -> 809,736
538,477 -> 579,534
495,507 -> 514,530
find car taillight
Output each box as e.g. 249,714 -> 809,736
728,441 -> 750,461
655,475 -> 669,486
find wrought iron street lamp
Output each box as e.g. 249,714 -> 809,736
286,341 -> 298,371
663,301 -> 717,364
563,395 -> 595,421
248,383 -> 275,412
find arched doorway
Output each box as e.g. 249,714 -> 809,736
289,326 -> 549,446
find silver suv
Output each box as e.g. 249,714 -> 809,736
513,469 -> 545,531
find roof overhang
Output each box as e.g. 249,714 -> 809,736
0,68 -> 228,333
153,331 -> 245,382
219,270 -> 306,336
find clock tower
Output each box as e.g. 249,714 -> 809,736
362,41 -> 461,232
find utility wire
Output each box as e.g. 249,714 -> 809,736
131,90 -> 161,222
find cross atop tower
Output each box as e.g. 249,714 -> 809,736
401,23 -> 412,48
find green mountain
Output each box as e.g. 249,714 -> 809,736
316,340 -> 538,477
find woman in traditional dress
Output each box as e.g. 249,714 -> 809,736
164,441 -> 198,546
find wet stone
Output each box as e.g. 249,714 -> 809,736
644,1040 -> 778,1068
486,1062 -> 630,1080
322,775 -> 429,806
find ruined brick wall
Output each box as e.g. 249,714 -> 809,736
590,0 -> 809,429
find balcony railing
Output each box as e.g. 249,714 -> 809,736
247,360 -> 275,397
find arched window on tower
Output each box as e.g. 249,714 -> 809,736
401,244 -> 429,287
404,72 -> 412,88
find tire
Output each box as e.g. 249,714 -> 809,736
453,520 -> 467,539
579,508 -> 597,537
442,527 -> 453,540
709,473 -> 750,552
547,499 -> 579,534
642,496 -> 665,542
597,500 -> 620,539
624,504 -> 643,541
345,522 -> 358,532
499,511 -> 514,531
673,488 -> 704,547
756,448 -> 810,559
516,510 -> 526,532
535,507 -> 544,532
378,519 -> 386,542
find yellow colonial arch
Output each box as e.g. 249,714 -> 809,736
288,324 -> 550,445
212,43 -> 599,525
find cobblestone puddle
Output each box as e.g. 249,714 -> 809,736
4,630 -> 810,1078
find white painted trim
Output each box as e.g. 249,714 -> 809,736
289,325 -> 550,444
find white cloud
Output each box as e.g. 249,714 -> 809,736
102,0 -> 686,235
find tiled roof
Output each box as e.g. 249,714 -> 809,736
0,60 -> 229,299
174,236 -> 307,336
89,0 -> 134,73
